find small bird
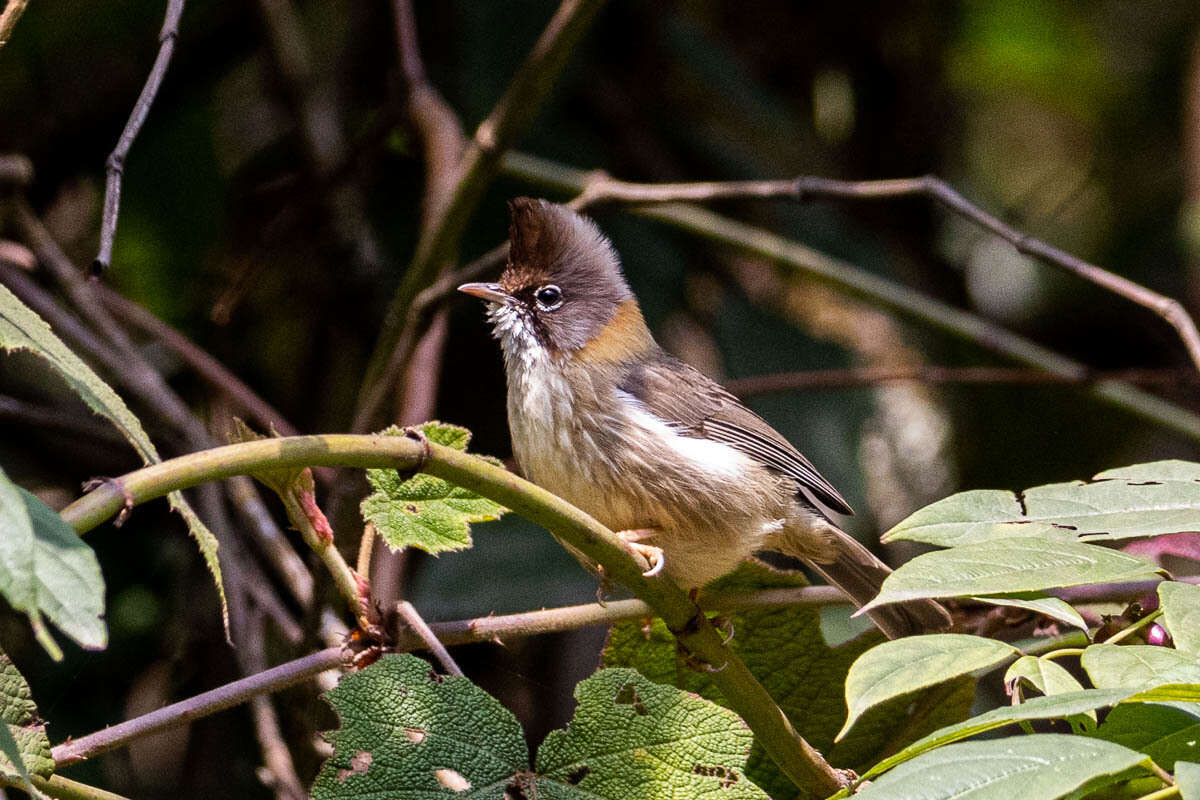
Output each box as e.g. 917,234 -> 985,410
460,198 -> 949,638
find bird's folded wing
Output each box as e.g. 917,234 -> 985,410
618,353 -> 854,515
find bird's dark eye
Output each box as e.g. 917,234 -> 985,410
534,284 -> 563,311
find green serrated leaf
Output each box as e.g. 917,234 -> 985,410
1082,643 -> 1200,689
1179,760 -> 1200,800
884,460 -> 1200,547
971,593 -> 1089,632
860,687 -> 1134,781
1159,582 -> 1200,654
840,635 -> 1018,740
603,563 -> 975,799
1005,655 -> 1087,698
312,653 -> 528,798
855,734 -> 1150,800
535,668 -> 768,799
0,468 -> 105,658
361,423 -> 507,554
0,283 -> 226,636
863,538 -> 1162,610
1089,702 -> 1200,770
313,654 -> 769,799
0,649 -> 53,785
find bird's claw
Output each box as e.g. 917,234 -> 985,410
616,529 -> 665,577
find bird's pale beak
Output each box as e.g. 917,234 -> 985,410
457,282 -> 511,304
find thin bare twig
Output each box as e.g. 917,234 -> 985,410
51,646 -> 348,768
94,0 -> 185,274
0,0 -> 30,49
502,151 -> 1200,441
724,366 -> 1198,396
396,601 -> 463,676
573,172 -> 1200,376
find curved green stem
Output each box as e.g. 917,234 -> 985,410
59,434 -> 845,796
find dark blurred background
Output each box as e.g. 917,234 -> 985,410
3,1 -> 1200,796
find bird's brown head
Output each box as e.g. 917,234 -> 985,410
460,198 -> 652,363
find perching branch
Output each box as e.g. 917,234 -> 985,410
94,0 -> 185,274
502,151 -> 1200,442
571,171 -> 1200,376
58,432 -> 846,795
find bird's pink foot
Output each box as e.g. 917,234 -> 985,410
616,528 -> 664,577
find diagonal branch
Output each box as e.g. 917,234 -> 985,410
57,433 -> 846,794
94,0 -> 186,274
570,171 -> 1200,375
355,0 -> 608,432
501,151 -> 1200,442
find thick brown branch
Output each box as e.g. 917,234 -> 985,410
94,0 -> 185,273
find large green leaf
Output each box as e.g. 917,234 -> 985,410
0,283 -> 225,634
603,564 -> 975,799
361,423 -> 507,554
1159,581 -> 1200,654
1090,702 -> 1200,770
859,685 -> 1200,781
862,538 -> 1162,610
534,669 -> 767,799
854,734 -> 1150,800
839,635 -> 1017,739
313,654 -> 768,799
0,649 -> 52,789
0,467 -> 104,659
313,653 -> 526,799
1082,643 -> 1200,689
884,460 -> 1200,547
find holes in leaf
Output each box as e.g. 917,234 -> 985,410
692,764 -> 739,789
405,503 -> 419,513
428,668 -> 445,684
335,750 -> 372,782
435,768 -> 471,791
566,766 -> 590,785
614,682 -> 648,715
403,727 -> 425,743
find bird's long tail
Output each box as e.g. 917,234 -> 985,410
777,524 -> 951,639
